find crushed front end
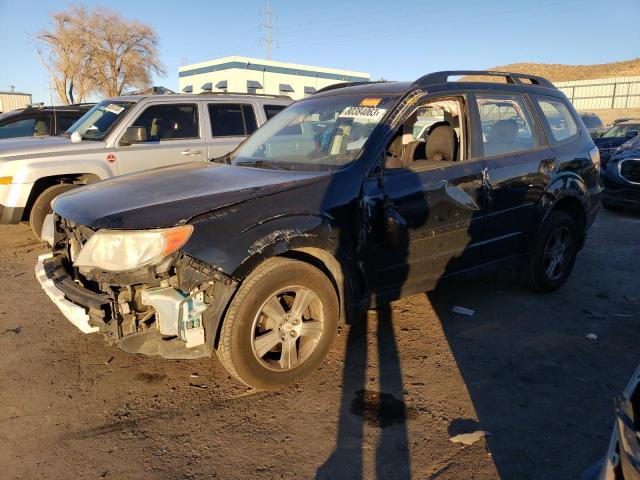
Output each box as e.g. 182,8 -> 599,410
35,215 -> 237,359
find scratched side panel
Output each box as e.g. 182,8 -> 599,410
181,170 -> 364,280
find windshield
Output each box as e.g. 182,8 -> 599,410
231,94 -> 398,171
66,100 -> 134,141
602,123 -> 640,138
580,115 -> 602,129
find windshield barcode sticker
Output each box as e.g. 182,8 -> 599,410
103,104 -> 125,115
339,106 -> 387,122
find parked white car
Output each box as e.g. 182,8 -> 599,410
0,93 -> 292,237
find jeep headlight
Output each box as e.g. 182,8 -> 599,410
73,225 -> 193,271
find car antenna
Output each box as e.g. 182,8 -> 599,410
48,76 -> 57,135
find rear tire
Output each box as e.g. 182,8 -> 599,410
216,257 -> 339,390
520,211 -> 578,293
29,183 -> 75,240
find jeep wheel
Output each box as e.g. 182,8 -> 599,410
216,257 -> 339,390
29,184 -> 75,240
520,211 -> 578,293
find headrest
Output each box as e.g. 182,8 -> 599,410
488,119 -> 518,144
426,125 -> 457,162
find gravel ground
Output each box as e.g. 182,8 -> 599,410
1,208 -> 639,480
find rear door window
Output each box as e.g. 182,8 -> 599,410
535,97 -> 578,143
208,103 -> 257,137
132,104 -> 199,141
475,94 -> 540,156
58,114 -> 83,133
264,104 -> 286,120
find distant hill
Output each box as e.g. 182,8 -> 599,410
487,59 -> 640,82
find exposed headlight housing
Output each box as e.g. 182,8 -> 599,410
589,145 -> 601,170
73,225 -> 193,272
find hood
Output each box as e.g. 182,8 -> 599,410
53,162 -> 330,229
0,135 -> 100,159
594,136 -> 630,149
611,137 -> 640,161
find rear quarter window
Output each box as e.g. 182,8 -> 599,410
264,104 -> 286,120
534,96 -> 579,143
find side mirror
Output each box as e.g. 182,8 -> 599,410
119,126 -> 148,146
625,130 -> 639,139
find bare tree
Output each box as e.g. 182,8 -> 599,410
34,6 -> 165,103
34,7 -> 92,104
81,7 -> 165,97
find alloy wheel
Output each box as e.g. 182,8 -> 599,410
543,226 -> 572,281
251,286 -> 324,371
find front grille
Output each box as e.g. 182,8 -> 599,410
620,159 -> 640,184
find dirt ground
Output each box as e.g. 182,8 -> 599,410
1,208 -> 639,480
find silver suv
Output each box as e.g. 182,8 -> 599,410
0,93 -> 292,237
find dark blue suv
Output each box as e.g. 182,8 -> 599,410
38,71 -> 602,390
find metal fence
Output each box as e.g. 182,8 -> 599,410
554,76 -> 640,110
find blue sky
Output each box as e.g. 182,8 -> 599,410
1,0 -> 639,103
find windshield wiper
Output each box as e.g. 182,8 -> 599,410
210,153 -> 231,164
235,160 -> 291,171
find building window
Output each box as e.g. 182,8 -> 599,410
247,80 -> 263,95
279,84 -> 294,96
303,86 -> 316,97
215,80 -> 228,93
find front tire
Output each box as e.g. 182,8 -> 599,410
520,211 -> 579,293
29,183 -> 75,239
216,257 -> 339,390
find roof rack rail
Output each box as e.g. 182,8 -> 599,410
196,91 -> 292,99
413,70 -> 556,89
314,81 -> 382,95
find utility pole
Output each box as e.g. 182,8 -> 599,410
260,0 -> 275,60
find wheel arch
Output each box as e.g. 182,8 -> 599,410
23,172 -> 102,220
539,174 -> 589,249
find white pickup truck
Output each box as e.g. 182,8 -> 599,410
0,93 -> 292,237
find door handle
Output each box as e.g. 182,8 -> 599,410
482,167 -> 494,209
482,167 -> 491,189
181,149 -> 202,156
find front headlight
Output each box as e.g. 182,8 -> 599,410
73,225 -> 193,271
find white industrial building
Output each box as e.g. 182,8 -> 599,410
178,56 -> 370,100
0,91 -> 32,114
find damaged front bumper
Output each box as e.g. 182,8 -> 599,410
35,253 -> 107,334
34,250 -> 237,360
